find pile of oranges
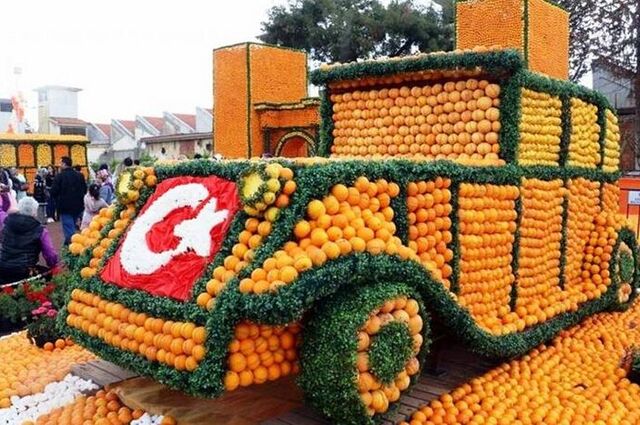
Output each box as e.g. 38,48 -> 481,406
400,300 -> 640,425
457,183 -> 519,333
518,89 -> 563,166
224,321 -> 301,390
24,389 -> 146,425
237,177 -> 420,294
197,163 -> 296,308
329,79 -> 503,163
356,296 -> 423,416
514,178 -> 564,325
66,289 -> 206,373
406,178 -> 454,288
603,109 -> 621,173
568,98 -> 600,169
565,179 -> 605,295
0,334 -> 95,408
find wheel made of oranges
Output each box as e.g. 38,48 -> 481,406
299,282 -> 429,425
612,228 -> 639,308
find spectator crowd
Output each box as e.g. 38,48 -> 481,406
0,156 -> 126,284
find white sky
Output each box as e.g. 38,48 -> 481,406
0,0 -> 287,126
1,0 -> 589,129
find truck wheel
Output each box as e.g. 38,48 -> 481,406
612,228 -> 639,308
298,282 -> 430,425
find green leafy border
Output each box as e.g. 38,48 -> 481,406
369,321 -> 415,385
298,282 -> 430,425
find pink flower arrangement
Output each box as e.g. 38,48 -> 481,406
32,301 -> 57,318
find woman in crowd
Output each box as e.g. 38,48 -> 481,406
80,183 -> 108,230
96,169 -> 115,204
0,196 -> 59,284
45,165 -> 56,223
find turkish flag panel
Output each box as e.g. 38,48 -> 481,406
101,176 -> 240,301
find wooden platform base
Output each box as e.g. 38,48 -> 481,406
69,340 -> 498,424
71,359 -> 139,387
264,339 -> 499,425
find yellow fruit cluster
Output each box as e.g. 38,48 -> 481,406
407,178 -> 454,289
457,183 -> 519,334
241,163 -> 296,217
518,89 -> 562,166
357,296 -> 423,416
0,334 -> 95,409
0,143 -> 15,167
603,109 -> 621,172
238,177 -> 420,294
18,144 -> 34,167
602,183 -> 625,228
224,321 -> 301,390
70,144 -> 86,166
29,389 -> 146,425
564,179 -> 604,297
515,178 -> 564,317
67,289 -> 206,372
36,144 -> 52,167
400,301 -> 640,425
197,164 -> 297,309
329,79 -> 503,164
568,98 -> 600,168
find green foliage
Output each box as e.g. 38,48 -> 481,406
259,0 -> 453,63
0,285 -> 38,324
369,321 -> 414,385
620,249 -> 635,284
298,282 -> 430,425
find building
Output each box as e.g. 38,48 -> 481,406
0,98 -> 12,132
141,132 -> 213,159
195,108 -> 212,133
110,119 -> 137,161
86,123 -> 111,163
163,112 -> 196,134
135,116 -> 164,142
592,59 -> 637,172
34,86 -> 82,133
48,117 -> 87,136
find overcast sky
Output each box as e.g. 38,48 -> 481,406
0,0 -> 287,126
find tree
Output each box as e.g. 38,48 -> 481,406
556,0 -> 638,167
259,0 -> 453,64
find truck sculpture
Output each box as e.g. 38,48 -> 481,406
61,1 -> 639,423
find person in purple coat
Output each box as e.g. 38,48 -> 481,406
0,196 -> 59,283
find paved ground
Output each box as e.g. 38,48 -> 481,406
46,221 -> 64,251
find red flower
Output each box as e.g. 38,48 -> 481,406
1,286 -> 14,295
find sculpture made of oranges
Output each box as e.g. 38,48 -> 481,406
60,1 -> 637,424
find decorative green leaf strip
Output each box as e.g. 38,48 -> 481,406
369,321 -> 415,385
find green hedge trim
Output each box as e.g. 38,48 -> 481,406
369,321 -> 415,385
318,89 -> 334,157
558,191 -> 569,290
298,281 -> 430,425
449,181 -> 461,294
509,194 -> 523,310
309,50 -> 524,86
610,227 -> 640,310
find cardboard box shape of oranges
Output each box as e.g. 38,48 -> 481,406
61,1 -> 637,424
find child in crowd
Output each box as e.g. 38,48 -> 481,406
80,183 -> 108,230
